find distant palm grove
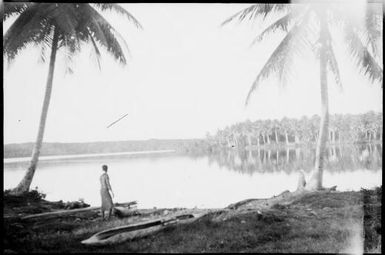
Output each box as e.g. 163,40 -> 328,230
207,111 -> 383,149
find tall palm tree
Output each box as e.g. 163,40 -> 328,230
4,3 -> 142,195
376,112 -> 383,141
272,119 -> 281,144
252,120 -> 263,147
264,119 -> 272,145
223,3 -> 382,190
281,117 -> 292,145
296,117 -> 307,143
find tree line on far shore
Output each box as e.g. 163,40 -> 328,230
4,139 -> 206,159
206,111 -> 383,149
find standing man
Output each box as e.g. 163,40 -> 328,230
100,165 -> 114,220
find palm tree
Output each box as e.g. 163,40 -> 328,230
376,112 -> 383,141
253,120 -> 263,147
264,119 -> 272,145
4,3 -> 142,195
272,119 -> 281,144
296,117 -> 307,143
244,120 -> 254,147
280,117 -> 292,145
223,3 -> 382,190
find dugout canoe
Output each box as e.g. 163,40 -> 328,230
81,213 -> 206,246
21,201 -> 137,220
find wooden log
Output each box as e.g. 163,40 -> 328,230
21,201 -> 137,220
226,190 -> 291,210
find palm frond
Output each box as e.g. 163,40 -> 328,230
51,4 -> 78,38
222,4 -> 289,26
250,12 -> 293,45
325,41 -> 343,90
35,22 -> 54,64
3,2 -> 34,21
344,25 -> 383,84
61,34 -> 81,75
4,3 -> 140,72
81,4 -> 127,64
245,10 -> 312,106
250,5 -> 308,46
87,28 -> 102,71
92,3 -> 142,29
363,4 -> 382,59
3,4 -> 54,62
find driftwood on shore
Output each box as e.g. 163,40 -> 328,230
20,201 -> 137,220
226,185 -> 337,211
215,187 -> 338,222
226,190 -> 292,210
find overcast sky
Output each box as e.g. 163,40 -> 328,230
3,3 -> 383,144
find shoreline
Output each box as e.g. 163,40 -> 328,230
4,187 -> 381,253
4,149 -> 176,163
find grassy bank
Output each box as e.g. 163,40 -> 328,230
4,187 -> 381,253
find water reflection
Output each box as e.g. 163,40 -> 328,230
207,144 -> 382,175
3,144 -> 382,208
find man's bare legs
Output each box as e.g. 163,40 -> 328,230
107,208 -> 113,220
101,209 -> 105,221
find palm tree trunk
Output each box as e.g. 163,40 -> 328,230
285,131 -> 289,145
263,150 -> 266,163
294,135 -> 300,144
275,130 -> 279,143
296,148 -> 300,160
11,28 -> 59,195
266,134 -> 270,145
276,149 -> 279,163
247,134 -> 252,146
286,148 -> 290,163
307,19 -> 329,191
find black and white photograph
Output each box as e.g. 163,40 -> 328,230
3,1 -> 382,253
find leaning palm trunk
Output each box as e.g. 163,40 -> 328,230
306,18 -> 329,191
11,28 -> 59,195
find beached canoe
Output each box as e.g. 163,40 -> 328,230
21,201 -> 137,220
81,213 -> 206,246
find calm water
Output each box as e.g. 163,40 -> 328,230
3,144 -> 382,209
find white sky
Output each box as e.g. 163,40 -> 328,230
3,3 -> 383,144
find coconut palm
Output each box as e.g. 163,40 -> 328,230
375,112 -> 383,141
243,120 -> 254,147
4,3 -> 142,195
296,117 -> 308,143
264,119 -> 273,145
223,3 -> 382,190
252,120 -> 263,147
280,117 -> 292,145
272,119 -> 281,144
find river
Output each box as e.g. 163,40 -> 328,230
3,144 -> 382,209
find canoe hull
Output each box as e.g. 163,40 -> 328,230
81,224 -> 164,246
81,213 -> 205,246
